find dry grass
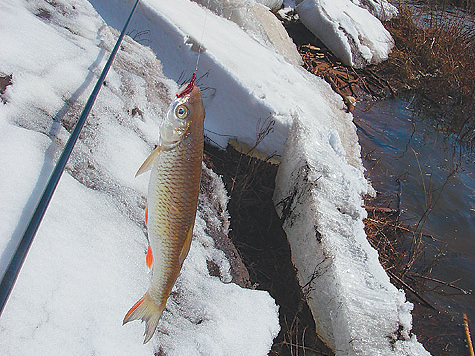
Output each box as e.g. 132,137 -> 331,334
376,1 -> 475,145
286,1 -> 475,145
422,0 -> 475,14
205,138 -> 468,354
285,21 -> 395,111
363,193 -> 474,355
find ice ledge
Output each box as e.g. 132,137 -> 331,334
295,0 -> 395,68
273,118 -> 431,355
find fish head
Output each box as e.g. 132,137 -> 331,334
160,86 -> 204,150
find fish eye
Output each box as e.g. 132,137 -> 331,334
175,104 -> 189,119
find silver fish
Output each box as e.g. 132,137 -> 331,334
124,83 -> 205,344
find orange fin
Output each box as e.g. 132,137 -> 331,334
146,244 -> 153,269
124,296 -> 144,322
145,202 -> 148,225
136,145 -> 161,177
123,292 -> 165,344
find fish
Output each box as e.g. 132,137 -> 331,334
123,81 -> 205,344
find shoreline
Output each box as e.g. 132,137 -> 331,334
277,5 -> 473,354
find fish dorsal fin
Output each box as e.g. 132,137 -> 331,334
179,225 -> 194,266
135,145 -> 162,177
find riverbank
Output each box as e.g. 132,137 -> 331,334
279,3 -> 474,355
204,144 -> 335,356
281,1 -> 474,147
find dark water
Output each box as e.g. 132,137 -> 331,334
354,98 -> 474,330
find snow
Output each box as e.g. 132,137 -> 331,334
350,0 -> 398,21
191,0 -> 303,65
0,0 -> 429,355
0,1 -> 279,354
89,0 -> 361,165
256,0 -> 283,10
293,0 -> 396,67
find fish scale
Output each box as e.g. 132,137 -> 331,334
123,86 -> 205,343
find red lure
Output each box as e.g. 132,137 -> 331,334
176,70 -> 197,98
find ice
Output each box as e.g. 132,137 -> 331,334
295,0 -> 395,67
273,118 -> 430,355
256,0 -> 283,10
350,0 -> 398,21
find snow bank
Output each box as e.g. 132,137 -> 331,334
0,0 -> 279,354
295,0 -> 395,67
69,2 -> 428,354
90,0 -> 362,166
1,0 -> 430,354
192,0 -> 302,65
273,118 -> 430,355
257,0 -> 283,10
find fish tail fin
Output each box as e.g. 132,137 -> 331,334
123,292 -> 165,344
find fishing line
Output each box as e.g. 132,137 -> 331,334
0,0 -> 141,316
194,0 -> 211,72
176,0 -> 211,98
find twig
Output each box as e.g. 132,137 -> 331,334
280,340 -> 326,355
350,67 -> 373,96
410,273 -> 471,294
364,218 -> 435,240
365,157 -> 382,179
364,205 -> 399,214
387,270 -> 437,310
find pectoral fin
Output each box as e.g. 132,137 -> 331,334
136,145 -> 162,177
179,225 -> 194,266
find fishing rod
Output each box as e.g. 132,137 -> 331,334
0,0 -> 141,316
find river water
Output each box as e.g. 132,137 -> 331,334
354,98 -> 474,334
